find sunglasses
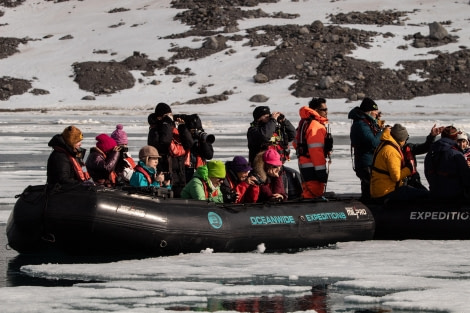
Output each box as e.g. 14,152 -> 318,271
317,108 -> 328,112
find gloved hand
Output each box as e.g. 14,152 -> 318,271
377,119 -> 386,129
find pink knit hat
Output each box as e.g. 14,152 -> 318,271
96,134 -> 117,153
111,124 -> 128,145
263,149 -> 282,166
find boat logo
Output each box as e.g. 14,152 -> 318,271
345,206 -> 368,219
208,212 -> 223,229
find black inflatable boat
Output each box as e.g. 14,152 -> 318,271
6,184 -> 375,256
367,199 -> 470,240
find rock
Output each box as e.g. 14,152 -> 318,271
349,94 -> 358,101
429,22 -> 448,40
0,77 -> 31,100
253,73 -> 269,83
198,87 -> 207,94
299,27 -> 310,35
311,20 -> 324,32
319,76 -> 334,89
72,61 -> 135,94
59,34 -> 73,40
249,94 -> 269,102
203,36 -> 220,50
202,35 -> 227,50
30,88 -> 50,95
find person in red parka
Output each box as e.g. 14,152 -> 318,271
85,133 -> 121,186
293,97 -> 330,198
245,149 -> 287,203
220,156 -> 257,203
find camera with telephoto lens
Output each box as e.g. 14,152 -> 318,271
194,129 -> 215,144
174,113 -> 216,144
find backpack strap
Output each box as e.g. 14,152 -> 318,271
295,117 -> 313,157
371,141 -> 405,176
53,146 -> 90,181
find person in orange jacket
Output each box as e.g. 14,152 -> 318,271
293,97 -> 331,198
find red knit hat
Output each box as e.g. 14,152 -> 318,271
95,134 -> 116,153
263,149 -> 282,166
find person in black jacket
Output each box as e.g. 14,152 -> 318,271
47,125 -> 91,186
247,106 -> 296,165
424,125 -> 470,199
402,124 -> 444,190
147,103 -> 193,197
176,114 -> 214,182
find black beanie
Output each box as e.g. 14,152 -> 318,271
155,102 -> 172,117
359,97 -> 378,112
253,106 -> 271,121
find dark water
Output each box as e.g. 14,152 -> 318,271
1,223 -> 156,288
0,224 -> 80,287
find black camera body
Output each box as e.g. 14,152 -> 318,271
158,171 -> 172,181
277,113 -> 285,123
222,187 -> 239,203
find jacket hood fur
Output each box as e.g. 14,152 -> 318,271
252,151 -> 268,183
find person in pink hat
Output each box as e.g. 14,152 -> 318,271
244,148 -> 287,203
85,133 -> 121,186
111,124 -> 136,184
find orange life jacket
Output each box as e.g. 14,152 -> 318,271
54,146 -> 90,182
134,165 -> 153,185
196,177 -> 218,198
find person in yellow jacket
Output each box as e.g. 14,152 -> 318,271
293,98 -> 331,198
370,124 -> 429,202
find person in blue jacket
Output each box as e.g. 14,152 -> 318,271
348,97 -> 385,202
130,145 -> 170,189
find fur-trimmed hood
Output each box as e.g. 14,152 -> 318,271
251,151 -> 268,183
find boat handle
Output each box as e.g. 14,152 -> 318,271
41,233 -> 56,243
160,240 -> 167,248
